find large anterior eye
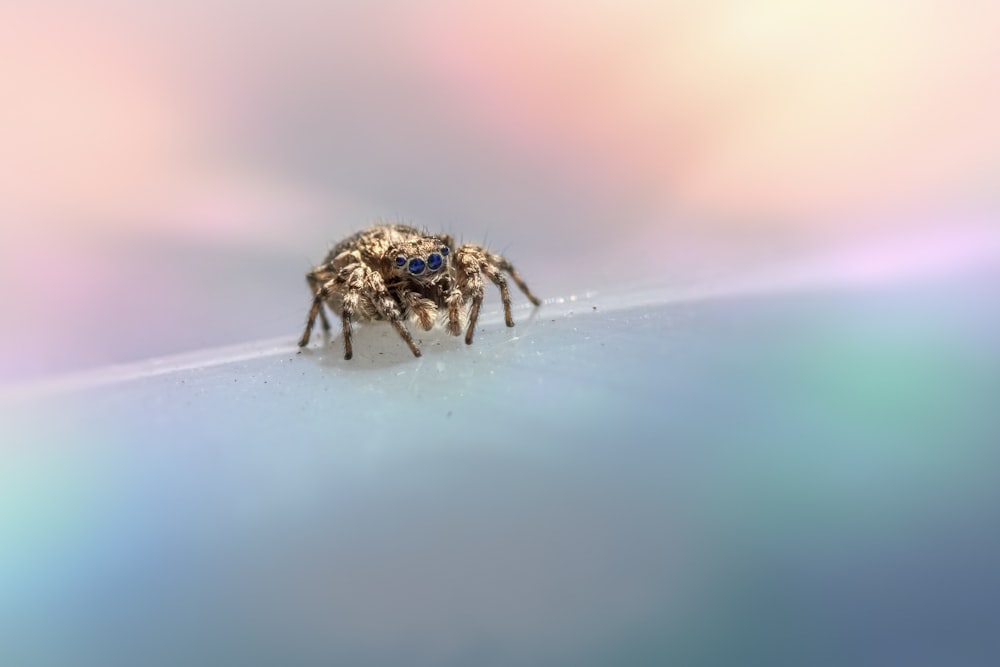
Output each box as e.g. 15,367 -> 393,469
426,253 -> 443,271
395,255 -> 406,267
407,257 -> 426,275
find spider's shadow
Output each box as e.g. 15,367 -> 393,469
302,324 -> 469,371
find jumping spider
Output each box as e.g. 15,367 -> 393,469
298,223 -> 541,359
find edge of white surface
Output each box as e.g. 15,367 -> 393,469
3,224 -> 998,402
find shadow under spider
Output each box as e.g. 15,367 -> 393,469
300,324 -> 472,371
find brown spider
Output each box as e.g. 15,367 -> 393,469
298,223 -> 541,359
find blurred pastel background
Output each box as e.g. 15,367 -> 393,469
3,2 -> 1000,666
2,0 -> 998,382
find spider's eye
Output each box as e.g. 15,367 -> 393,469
440,246 -> 450,257
407,257 -> 426,275
395,255 -> 406,267
426,253 -> 443,271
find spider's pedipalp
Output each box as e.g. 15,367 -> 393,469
446,288 -> 464,336
399,291 -> 438,331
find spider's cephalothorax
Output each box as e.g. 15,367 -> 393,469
298,223 -> 541,359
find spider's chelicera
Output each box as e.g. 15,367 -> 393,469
299,223 -> 541,359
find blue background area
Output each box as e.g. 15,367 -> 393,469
2,265 -> 999,666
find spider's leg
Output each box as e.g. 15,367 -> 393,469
338,308 -> 355,360
455,246 -> 487,344
365,271 -> 422,357
337,266 -> 369,360
299,275 -> 337,348
306,272 -> 332,332
319,305 -> 331,332
390,319 -> 421,357
481,260 -> 515,327
465,297 -> 483,345
491,252 -> 542,306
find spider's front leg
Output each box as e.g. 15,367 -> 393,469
363,270 -> 423,358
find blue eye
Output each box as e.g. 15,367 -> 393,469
440,246 -> 450,256
426,253 -> 443,271
408,257 -> 425,275
395,255 -> 406,267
